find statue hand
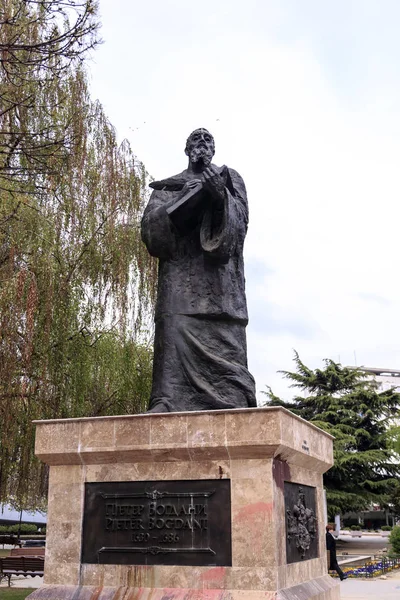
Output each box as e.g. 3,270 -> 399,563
202,166 -> 225,202
180,179 -> 202,198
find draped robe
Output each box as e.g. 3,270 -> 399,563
141,164 -> 256,412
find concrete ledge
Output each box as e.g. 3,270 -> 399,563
34,407 -> 334,473
28,586 -> 277,599
28,577 -> 340,600
278,575 -> 340,599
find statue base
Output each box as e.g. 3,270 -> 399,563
28,407 -> 340,600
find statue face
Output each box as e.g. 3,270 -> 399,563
185,128 -> 215,167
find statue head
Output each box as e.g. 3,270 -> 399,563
185,128 -> 215,168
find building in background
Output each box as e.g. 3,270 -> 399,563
356,367 -> 400,393
342,508 -> 396,530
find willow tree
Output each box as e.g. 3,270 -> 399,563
0,0 -> 98,192
0,1 -> 157,509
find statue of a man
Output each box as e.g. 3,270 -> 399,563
141,128 -> 256,412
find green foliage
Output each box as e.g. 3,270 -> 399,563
389,526 -> 400,553
263,351 -> 400,516
387,481 -> 400,519
0,1 -> 157,509
0,0 -> 99,191
0,589 -> 33,600
381,525 -> 392,531
389,425 -> 400,455
350,525 -> 362,530
0,523 -> 37,533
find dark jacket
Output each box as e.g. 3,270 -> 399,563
326,531 -> 337,566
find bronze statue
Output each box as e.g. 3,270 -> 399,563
141,128 -> 256,412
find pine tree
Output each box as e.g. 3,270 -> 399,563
0,1 -> 157,509
263,352 -> 400,517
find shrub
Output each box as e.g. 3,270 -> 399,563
389,526 -> 400,553
381,525 -> 392,531
350,525 -> 362,531
0,523 -> 38,534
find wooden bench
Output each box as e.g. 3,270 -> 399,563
0,556 -> 44,586
10,547 -> 45,557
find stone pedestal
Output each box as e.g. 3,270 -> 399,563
29,407 -> 340,600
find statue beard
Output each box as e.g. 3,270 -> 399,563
189,145 -> 213,168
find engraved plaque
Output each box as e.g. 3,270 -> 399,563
284,482 -> 318,564
81,479 -> 232,566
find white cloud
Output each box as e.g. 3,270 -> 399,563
90,0 -> 400,402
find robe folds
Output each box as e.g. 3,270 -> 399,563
141,164 -> 256,412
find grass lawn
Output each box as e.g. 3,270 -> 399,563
0,548 -> 10,557
0,590 -> 34,600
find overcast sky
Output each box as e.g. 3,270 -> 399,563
89,0 -> 400,402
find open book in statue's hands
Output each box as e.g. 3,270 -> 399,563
166,165 -> 231,234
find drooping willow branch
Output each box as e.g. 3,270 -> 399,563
0,0 -> 157,510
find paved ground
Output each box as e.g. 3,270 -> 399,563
336,534 -> 400,598
337,533 -> 390,554
340,578 -> 400,599
2,574 -> 400,598
0,574 -> 42,588
3,576 -> 400,598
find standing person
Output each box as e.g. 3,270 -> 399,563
141,128 -> 256,413
326,524 -> 347,580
